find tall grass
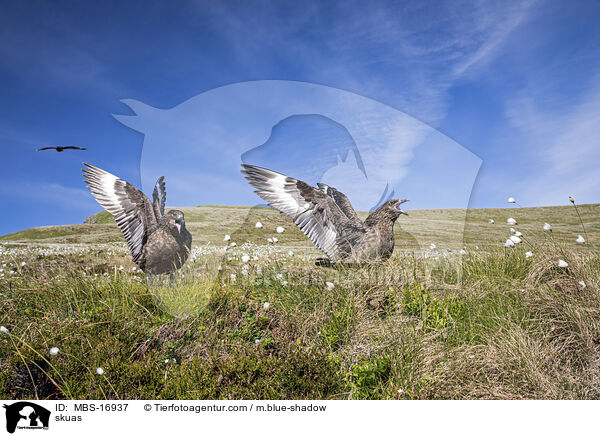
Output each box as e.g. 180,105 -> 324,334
1,238 -> 599,400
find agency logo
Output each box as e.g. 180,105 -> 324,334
2,402 -> 50,434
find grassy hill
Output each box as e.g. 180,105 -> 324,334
2,203 -> 599,251
2,203 -> 599,400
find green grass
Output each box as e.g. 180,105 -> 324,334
1,203 -> 599,399
4,202 -> 599,249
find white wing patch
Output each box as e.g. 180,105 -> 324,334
241,165 -> 345,261
83,163 -> 151,262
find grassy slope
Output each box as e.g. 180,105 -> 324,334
2,203 -> 599,250
1,203 -> 599,400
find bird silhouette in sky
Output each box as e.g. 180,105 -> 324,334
37,146 -> 87,152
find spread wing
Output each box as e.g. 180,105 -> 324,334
37,147 -> 55,151
63,146 -> 87,150
152,176 -> 166,218
83,163 -> 156,262
241,164 -> 365,261
317,183 -> 361,222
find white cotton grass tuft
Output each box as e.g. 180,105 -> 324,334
507,218 -> 517,225
272,237 -> 278,243
96,367 -> 105,375
20,261 -> 26,267
576,235 -> 585,244
229,242 -> 237,247
223,234 -> 231,242
326,281 -> 335,291
429,243 -> 436,250
509,235 -> 522,244
579,280 -> 586,289
241,254 -> 250,263
507,197 -> 516,204
287,250 -> 294,257
263,302 -> 270,310
255,222 -> 263,229
525,251 -> 534,259
488,219 -> 495,224
276,226 -> 285,234
510,228 -> 516,234
543,223 -> 552,231
504,239 -> 515,248
49,347 -> 60,356
0,326 -> 10,334
557,260 -> 568,268
514,231 -> 522,237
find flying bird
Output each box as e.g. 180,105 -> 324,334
82,163 -> 192,275
241,164 -> 408,266
38,146 -> 87,152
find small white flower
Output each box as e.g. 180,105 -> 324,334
276,226 -> 285,234
397,388 -> 404,394
255,339 -> 261,344
49,347 -> 59,356
579,280 -> 586,288
272,237 -> 278,243
132,266 -> 137,271
255,222 -> 263,229
507,218 -> 517,225
96,367 -> 105,375
525,251 -> 534,259
263,302 -> 270,310
241,254 -> 250,263
230,274 -> 237,282
558,260 -> 568,268
118,265 -> 124,270
543,223 -> 552,231
267,238 -> 273,243
326,281 -> 335,291
507,197 -> 516,204
230,242 -> 237,247
509,235 -> 521,244
164,359 -> 170,363
217,265 -> 223,271
576,235 -> 585,244
288,250 -> 294,256
510,228 -> 516,234
20,262 -> 26,267
429,243 -> 436,250
504,239 -> 515,248
550,326 -> 555,332
460,249 -> 467,255
281,281 -> 288,286
224,234 -> 231,242
275,273 -> 283,281
468,354 -> 475,359
0,326 -> 10,334
488,219 -> 494,224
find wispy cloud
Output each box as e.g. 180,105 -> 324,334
0,182 -> 97,210
504,79 -> 600,205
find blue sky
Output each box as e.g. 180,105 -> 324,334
1,0 -> 599,235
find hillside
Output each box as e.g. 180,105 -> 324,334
2,203 -> 599,251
